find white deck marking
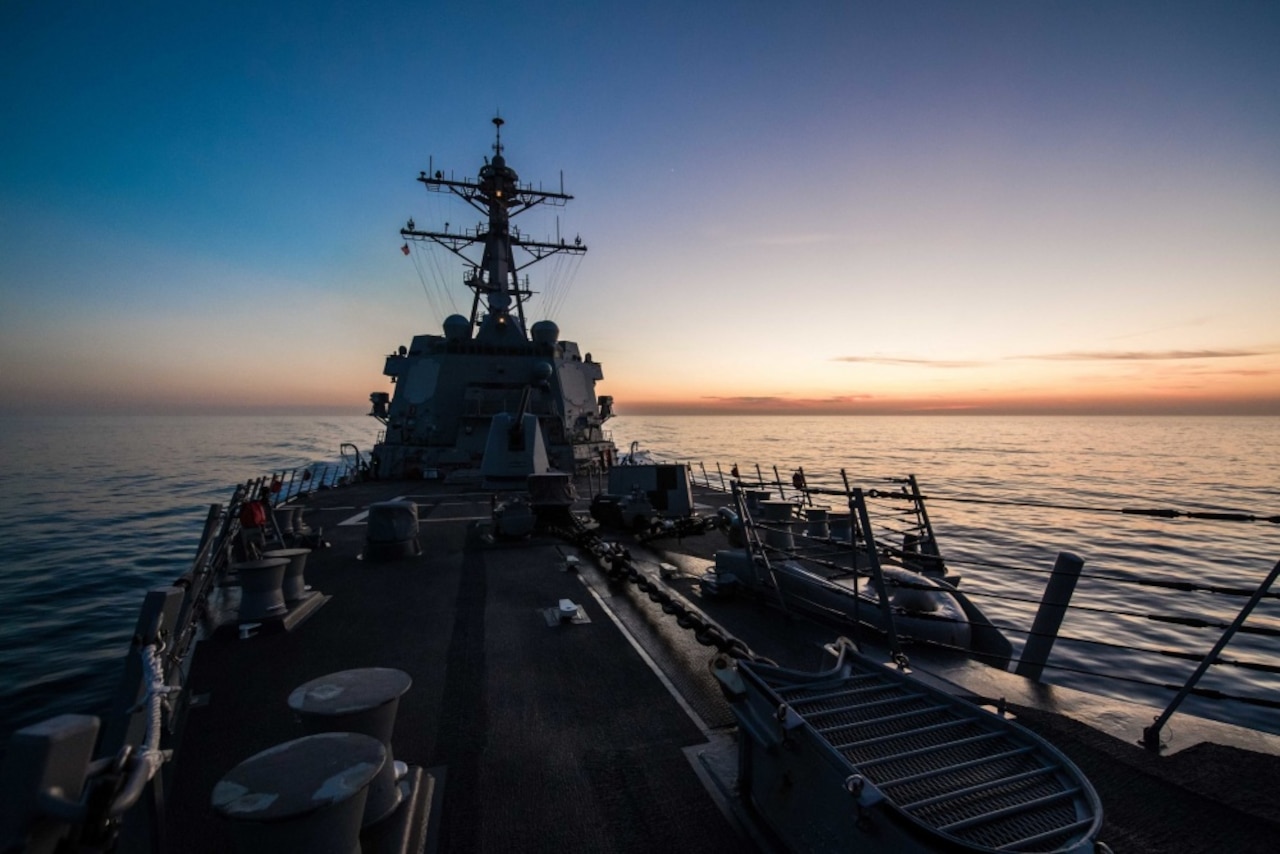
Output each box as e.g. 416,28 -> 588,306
578,575 -> 714,738
338,494 -> 409,526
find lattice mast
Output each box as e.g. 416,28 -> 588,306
400,117 -> 586,340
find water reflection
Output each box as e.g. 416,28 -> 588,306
612,414 -> 1280,733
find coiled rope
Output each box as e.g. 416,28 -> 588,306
105,642 -> 177,818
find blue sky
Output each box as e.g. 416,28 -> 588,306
2,1 -> 1278,414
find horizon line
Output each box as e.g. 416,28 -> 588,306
2,407 -> 1278,418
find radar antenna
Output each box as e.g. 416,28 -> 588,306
400,120 -> 588,342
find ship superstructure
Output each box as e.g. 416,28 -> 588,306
369,118 -> 615,479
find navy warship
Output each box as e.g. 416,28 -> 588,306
3,121 -> 1278,853
369,116 -> 615,483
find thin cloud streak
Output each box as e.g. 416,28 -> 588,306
1022,349 -> 1269,362
835,350 -> 1273,368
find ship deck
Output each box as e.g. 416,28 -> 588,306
161,475 -> 1280,853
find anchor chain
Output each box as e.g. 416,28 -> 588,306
551,519 -> 766,665
633,513 -> 727,544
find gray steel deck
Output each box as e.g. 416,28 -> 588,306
164,478 -> 741,852
152,474 -> 1280,853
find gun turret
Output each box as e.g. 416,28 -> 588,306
508,385 -> 534,449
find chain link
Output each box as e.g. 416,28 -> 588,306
552,519 -> 770,664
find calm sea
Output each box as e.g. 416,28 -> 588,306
2,414 -> 1278,742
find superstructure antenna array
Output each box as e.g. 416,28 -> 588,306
399,118 -> 588,339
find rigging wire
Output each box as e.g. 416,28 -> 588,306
757,537 -> 1279,639
790,579 -> 1280,677
407,243 -> 442,328
427,241 -> 460,316
408,239 -> 460,321
695,461 -> 1279,525
1047,632 -> 1280,676
937,554 -> 1280,599
922,491 -> 1280,525
558,251 -> 585,319
539,252 -> 562,321
540,252 -> 566,321
748,505 -> 1280,671
867,625 -> 1280,709
541,250 -> 584,322
684,461 -> 1280,719
404,182 -> 466,322
950,587 -> 1280,637
1029,659 -> 1280,711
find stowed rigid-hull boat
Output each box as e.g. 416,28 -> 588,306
701,475 -> 1013,662
10,121 -> 1280,854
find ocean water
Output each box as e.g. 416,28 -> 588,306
1,414 -> 1278,743
611,414 -> 1280,736
0,415 -> 381,741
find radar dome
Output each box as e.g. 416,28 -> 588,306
531,320 -> 560,346
443,314 -> 471,341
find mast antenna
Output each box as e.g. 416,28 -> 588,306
493,115 -> 504,156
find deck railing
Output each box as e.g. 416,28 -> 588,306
679,458 -> 1280,743
0,448 -> 368,851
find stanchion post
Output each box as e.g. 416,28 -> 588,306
1015,552 -> 1085,683
1143,557 -> 1280,750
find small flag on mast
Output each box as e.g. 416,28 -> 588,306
401,244 -> 410,255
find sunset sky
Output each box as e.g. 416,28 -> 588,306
2,2 -> 1277,416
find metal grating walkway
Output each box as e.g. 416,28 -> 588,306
732,642 -> 1102,852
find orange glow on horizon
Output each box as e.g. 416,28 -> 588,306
609,353 -> 1280,417
617,389 -> 1280,417
6,372 -> 1277,417
4,344 -> 1275,417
